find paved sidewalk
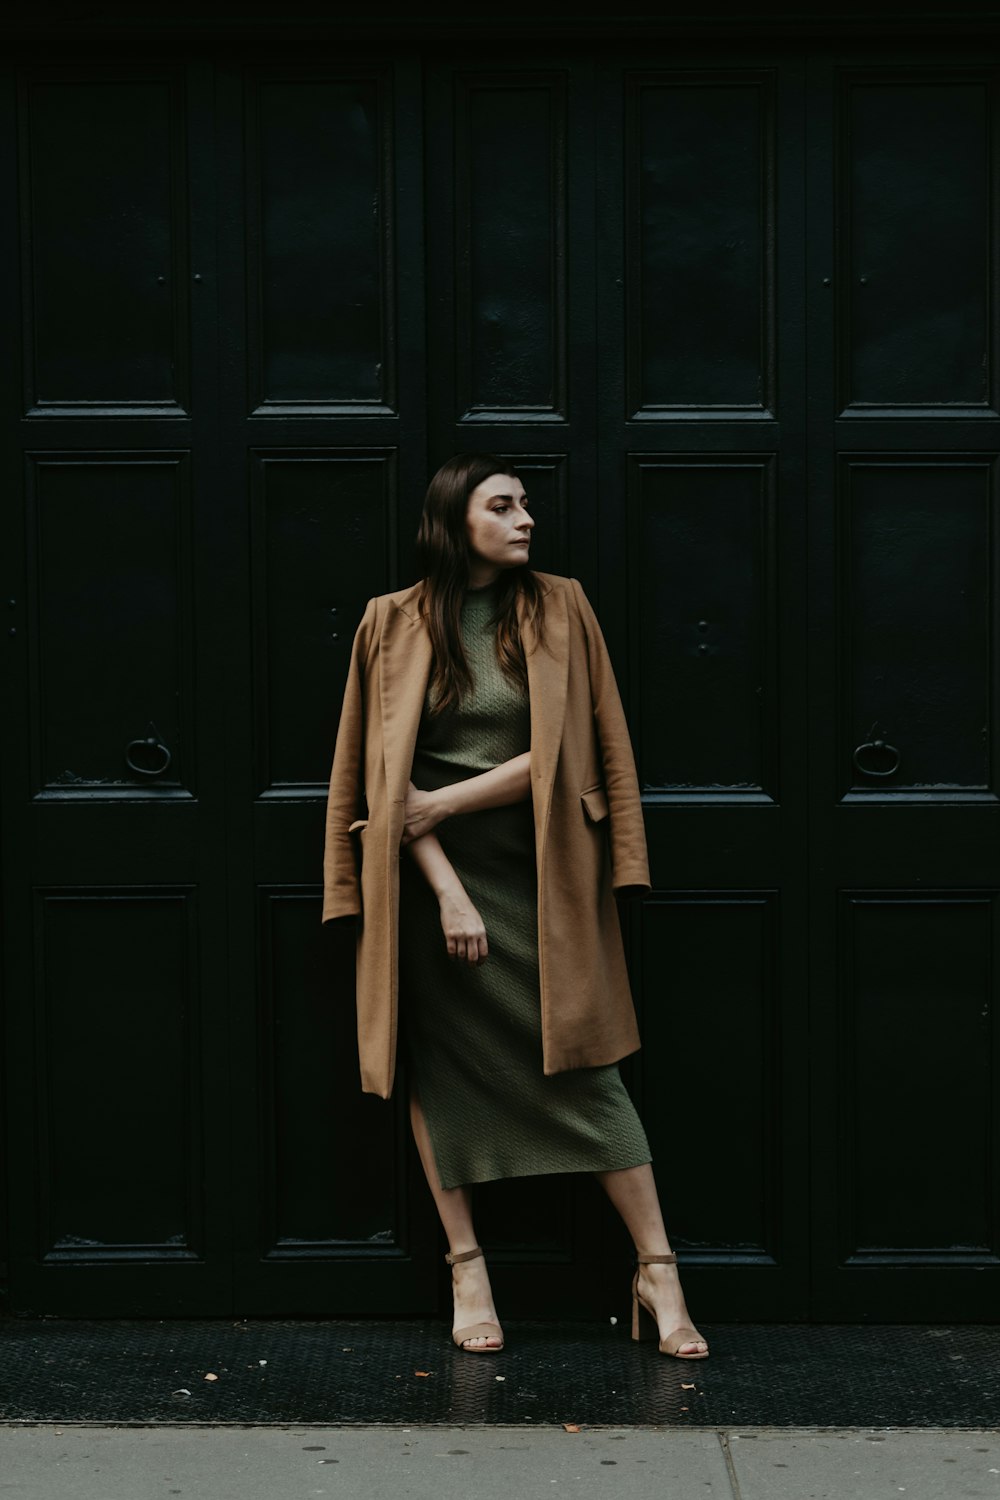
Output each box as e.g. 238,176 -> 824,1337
1,1425 -> 998,1499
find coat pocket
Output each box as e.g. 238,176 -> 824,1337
580,785 -> 610,823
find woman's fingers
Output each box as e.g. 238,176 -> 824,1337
403,787 -> 442,843
438,887 -> 487,964
444,927 -> 487,965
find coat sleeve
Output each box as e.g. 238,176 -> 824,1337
570,577 -> 651,897
321,597 -> 377,923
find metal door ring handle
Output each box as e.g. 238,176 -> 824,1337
852,738 -> 901,778
125,736 -> 172,777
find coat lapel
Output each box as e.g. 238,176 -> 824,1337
522,577 -> 569,828
379,593 -> 433,808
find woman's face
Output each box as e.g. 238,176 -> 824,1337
464,472 -> 534,581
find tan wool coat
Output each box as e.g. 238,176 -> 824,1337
321,570 -> 651,1100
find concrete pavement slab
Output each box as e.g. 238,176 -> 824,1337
728,1429 -> 1000,1500
0,1425 -> 734,1499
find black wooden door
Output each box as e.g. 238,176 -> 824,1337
213,53 -> 439,1315
804,49 -> 1000,1320
593,48 -> 812,1322
2,37 -> 997,1321
0,59 -> 235,1314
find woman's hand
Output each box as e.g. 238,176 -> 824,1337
438,886 -> 488,966
402,783 -> 446,845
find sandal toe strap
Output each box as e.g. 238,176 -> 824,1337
660,1326 -> 707,1356
452,1322 -> 503,1348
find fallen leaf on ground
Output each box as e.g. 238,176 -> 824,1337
563,1423 -> 581,1433
681,1382 -> 696,1389
204,1372 -> 218,1382
414,1370 -> 431,1378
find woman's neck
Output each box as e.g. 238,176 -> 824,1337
466,562 -> 500,590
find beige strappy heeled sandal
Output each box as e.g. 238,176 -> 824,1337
445,1246 -> 505,1353
631,1252 -> 709,1359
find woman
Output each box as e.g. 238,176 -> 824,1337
322,453 -> 708,1360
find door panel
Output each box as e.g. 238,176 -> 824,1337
638,893 -> 783,1260
255,892 -> 401,1246
249,449 -> 396,796
27,453 -> 193,795
625,69 -> 775,416
841,893 -> 995,1258
628,455 -> 778,794
245,68 -> 396,413
34,889 -> 203,1259
841,74 -> 992,415
454,70 -> 567,420
840,456 -> 993,795
19,71 -> 189,414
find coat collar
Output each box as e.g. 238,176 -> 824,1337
379,573 -> 569,812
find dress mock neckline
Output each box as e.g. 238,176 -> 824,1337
463,577 -> 502,602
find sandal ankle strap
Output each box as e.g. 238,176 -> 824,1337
445,1245 -> 484,1266
636,1252 -> 677,1265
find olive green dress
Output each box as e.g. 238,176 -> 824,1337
398,578 -> 651,1191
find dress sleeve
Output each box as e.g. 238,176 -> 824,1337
322,597 -> 377,922
569,577 -> 651,897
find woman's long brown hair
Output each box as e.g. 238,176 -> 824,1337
416,453 -> 545,714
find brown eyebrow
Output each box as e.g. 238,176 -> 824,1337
487,492 -> 527,502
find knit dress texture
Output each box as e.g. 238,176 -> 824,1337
398,579 -> 652,1191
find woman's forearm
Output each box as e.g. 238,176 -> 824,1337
405,829 -> 488,965
437,751 -> 532,818
401,755 -> 533,845
404,827 -> 464,898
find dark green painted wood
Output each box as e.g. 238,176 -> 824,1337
805,47 -> 1000,1321
1,33 -> 997,1325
